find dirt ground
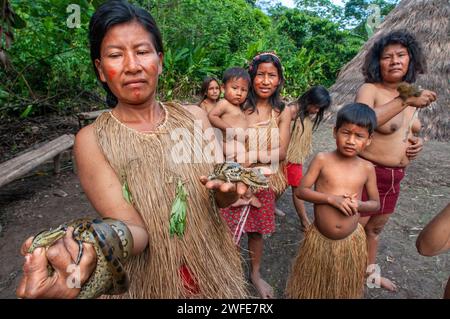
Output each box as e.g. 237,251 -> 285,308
0,121 -> 448,299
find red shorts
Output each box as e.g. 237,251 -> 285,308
220,188 -> 275,235
285,162 -> 303,187
361,163 -> 405,217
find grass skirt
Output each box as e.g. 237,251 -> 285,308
285,223 -> 367,299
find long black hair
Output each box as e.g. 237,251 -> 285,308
89,0 -> 163,107
362,30 -> 426,84
296,85 -> 331,134
244,52 -> 285,113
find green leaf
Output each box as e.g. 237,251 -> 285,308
122,181 -> 133,204
91,0 -> 105,9
0,88 -> 9,99
20,105 -> 33,118
11,13 -> 27,29
169,180 -> 188,237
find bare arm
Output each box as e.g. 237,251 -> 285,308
16,124 -> 149,299
356,83 -> 437,127
356,83 -> 407,127
208,100 -> 232,131
75,125 -> 149,255
358,163 -> 380,212
296,153 -> 327,204
416,203 -> 450,256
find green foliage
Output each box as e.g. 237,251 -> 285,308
270,7 -> 364,93
0,0 -> 399,118
1,0 -> 99,116
344,0 -> 400,38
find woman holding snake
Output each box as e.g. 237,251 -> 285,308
16,0 -> 249,299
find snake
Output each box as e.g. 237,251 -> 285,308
207,162 -> 269,219
27,217 -> 133,299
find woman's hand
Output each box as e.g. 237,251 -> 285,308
405,90 -> 437,108
16,228 -> 96,299
199,176 -> 248,208
406,136 -> 423,160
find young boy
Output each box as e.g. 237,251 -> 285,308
208,67 -> 249,148
285,103 -> 380,299
209,67 -> 260,207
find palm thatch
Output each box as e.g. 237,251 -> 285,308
329,0 -> 449,141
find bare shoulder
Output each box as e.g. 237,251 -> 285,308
289,103 -> 299,120
356,83 -> 377,107
75,124 -> 96,147
216,99 -> 232,110
357,83 -> 377,93
74,124 -> 103,157
277,105 -> 292,123
313,151 -> 330,163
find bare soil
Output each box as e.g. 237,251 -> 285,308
0,120 -> 449,299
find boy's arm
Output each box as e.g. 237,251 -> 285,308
357,164 -> 380,212
296,153 -> 355,216
416,203 -> 450,257
208,101 -> 231,131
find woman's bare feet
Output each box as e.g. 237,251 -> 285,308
250,273 -> 274,299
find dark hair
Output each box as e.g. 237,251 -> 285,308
89,0 -> 163,107
222,67 -> 250,87
336,103 -> 377,135
200,76 -> 220,102
244,53 -> 285,113
362,30 -> 426,83
296,85 -> 331,133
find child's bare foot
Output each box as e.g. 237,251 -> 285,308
250,273 -> 274,299
231,198 -> 251,207
249,196 -> 262,208
380,277 -> 397,292
275,208 -> 286,217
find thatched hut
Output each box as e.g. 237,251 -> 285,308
330,0 -> 449,141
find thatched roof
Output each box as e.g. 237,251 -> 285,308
329,0 -> 449,141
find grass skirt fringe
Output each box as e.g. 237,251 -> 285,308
286,117 -> 313,164
269,161 -> 288,199
285,223 -> 367,299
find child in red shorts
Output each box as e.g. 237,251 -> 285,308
286,86 -> 331,231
